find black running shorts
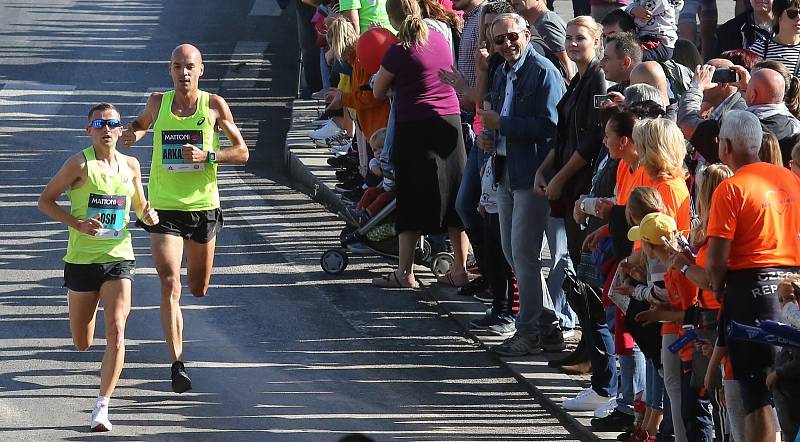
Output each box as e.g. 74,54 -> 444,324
721,266 -> 799,414
63,260 -> 135,293
137,208 -> 223,243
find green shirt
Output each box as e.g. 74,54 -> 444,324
339,0 -> 396,34
149,90 -> 220,211
64,147 -> 135,264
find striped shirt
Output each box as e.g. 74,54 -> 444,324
749,37 -> 800,75
457,3 -> 484,88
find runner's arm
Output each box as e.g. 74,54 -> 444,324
210,95 -> 249,164
127,156 -> 158,226
38,155 -> 101,234
121,93 -> 161,148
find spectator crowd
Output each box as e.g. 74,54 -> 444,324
295,0 -> 800,438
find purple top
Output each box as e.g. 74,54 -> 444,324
381,30 -> 460,122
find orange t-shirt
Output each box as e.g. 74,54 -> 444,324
722,355 -> 734,380
652,175 -> 692,232
707,162 -> 800,270
694,243 -> 722,309
615,160 -> 650,206
664,268 -> 700,359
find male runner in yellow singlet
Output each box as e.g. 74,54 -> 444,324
39,103 -> 159,431
121,44 -> 249,393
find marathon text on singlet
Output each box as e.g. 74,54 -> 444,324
86,193 -> 127,238
162,130 -> 205,172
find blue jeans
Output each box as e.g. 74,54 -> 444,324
646,357 -> 665,410
496,175 -> 558,336
680,361 -> 714,441
609,304 -> 645,416
455,143 -> 486,230
545,217 -> 576,329
656,391 -> 676,441
589,306 -> 618,398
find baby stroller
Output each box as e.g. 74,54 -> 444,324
320,199 -> 455,277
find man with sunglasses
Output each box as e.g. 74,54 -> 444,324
476,13 -> 567,357
39,103 -> 159,431
121,44 -> 249,393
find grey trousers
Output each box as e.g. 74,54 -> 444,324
496,175 -> 559,337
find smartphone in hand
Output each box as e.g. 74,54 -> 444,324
711,68 -> 738,84
593,94 -> 611,108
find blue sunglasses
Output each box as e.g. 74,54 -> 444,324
90,119 -> 122,129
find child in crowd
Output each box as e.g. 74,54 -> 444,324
612,186 -> 668,442
629,211 -> 715,441
468,153 -> 516,335
625,0 -> 680,62
348,129 -> 395,225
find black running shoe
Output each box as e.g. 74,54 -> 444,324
171,361 -> 192,393
591,409 -> 634,431
457,275 -> 488,296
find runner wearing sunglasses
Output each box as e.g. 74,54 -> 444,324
38,103 -> 159,432
120,44 -> 248,393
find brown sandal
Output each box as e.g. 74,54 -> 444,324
372,271 -> 420,289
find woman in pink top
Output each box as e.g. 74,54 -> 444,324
372,0 -> 468,289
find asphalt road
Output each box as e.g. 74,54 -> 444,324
0,1 -> 580,440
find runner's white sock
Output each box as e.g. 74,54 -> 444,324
91,396 -> 112,431
96,396 -> 110,407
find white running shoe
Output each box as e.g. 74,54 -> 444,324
307,120 -> 345,140
90,402 -> 112,432
562,387 -> 613,411
593,398 -> 618,418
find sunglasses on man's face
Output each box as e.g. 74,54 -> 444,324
493,31 -> 521,46
90,119 -> 122,129
786,8 -> 799,19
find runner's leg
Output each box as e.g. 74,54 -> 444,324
68,290 -> 101,351
152,233 -> 185,362
186,236 -> 216,297
97,278 -> 131,398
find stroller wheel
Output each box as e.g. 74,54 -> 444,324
414,238 -> 433,263
430,252 -> 454,277
321,249 -> 348,274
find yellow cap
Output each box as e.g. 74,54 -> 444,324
627,212 -> 678,245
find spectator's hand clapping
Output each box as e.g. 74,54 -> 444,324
635,301 -> 674,325
439,66 -> 468,95
693,64 -> 718,92
730,65 -> 751,93
582,226 -> 608,252
595,198 -> 614,219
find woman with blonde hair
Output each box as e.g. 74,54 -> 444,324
372,0 -> 468,288
759,129 -> 784,166
535,15 -> 607,263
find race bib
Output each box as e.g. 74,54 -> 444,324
86,193 -> 127,238
161,130 -> 205,172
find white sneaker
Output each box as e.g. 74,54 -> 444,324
307,120 -> 345,140
593,398 -> 618,418
562,387 -> 613,411
90,402 -> 112,432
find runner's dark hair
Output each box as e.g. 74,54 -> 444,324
88,103 -> 118,119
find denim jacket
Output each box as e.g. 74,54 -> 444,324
489,43 -> 566,190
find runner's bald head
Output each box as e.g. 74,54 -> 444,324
171,44 -> 202,63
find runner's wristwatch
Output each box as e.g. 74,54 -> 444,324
207,151 -> 216,164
